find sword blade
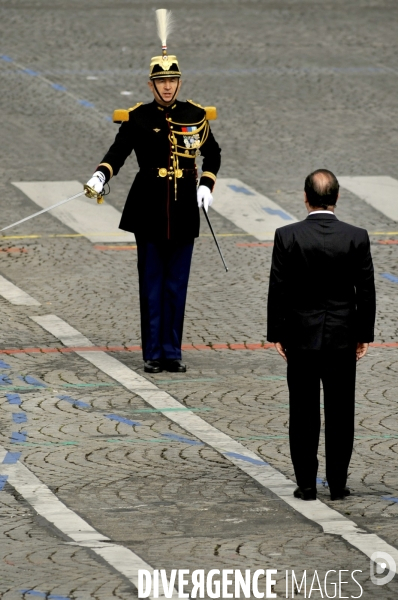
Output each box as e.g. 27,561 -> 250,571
202,207 -> 229,272
0,191 -> 86,233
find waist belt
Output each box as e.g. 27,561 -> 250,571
140,167 -> 197,180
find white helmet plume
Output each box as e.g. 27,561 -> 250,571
155,8 -> 174,55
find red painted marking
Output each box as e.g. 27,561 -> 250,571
94,245 -> 137,251
378,240 -> 398,245
0,247 -> 27,253
236,242 -> 274,247
0,342 -> 395,355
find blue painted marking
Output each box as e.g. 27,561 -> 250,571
381,273 -> 398,283
10,431 -> 27,443
52,83 -> 67,91
262,207 -> 293,221
0,55 -> 13,62
57,395 -> 90,409
6,393 -> 21,405
227,185 -> 255,196
3,452 -> 21,464
21,592 -> 70,600
0,475 -> 8,490
23,68 -> 38,76
105,414 -> 141,426
225,451 -> 269,466
78,99 -> 95,108
19,375 -> 46,387
105,116 -> 113,122
12,413 -> 27,423
161,433 -> 203,445
382,496 -> 398,503
0,359 -> 11,369
316,477 -> 328,486
0,374 -> 12,385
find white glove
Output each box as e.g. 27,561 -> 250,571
197,185 -> 214,213
85,171 -> 105,197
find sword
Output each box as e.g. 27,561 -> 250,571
202,207 -> 228,272
0,187 -> 102,233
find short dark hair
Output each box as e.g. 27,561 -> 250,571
304,169 -> 340,208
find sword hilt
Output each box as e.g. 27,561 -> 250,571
84,184 -> 104,204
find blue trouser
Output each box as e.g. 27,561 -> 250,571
136,238 -> 194,361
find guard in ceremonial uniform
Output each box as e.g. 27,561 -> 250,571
84,9 -> 221,373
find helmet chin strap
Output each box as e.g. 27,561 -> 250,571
153,79 -> 179,106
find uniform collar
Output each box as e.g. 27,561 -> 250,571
153,99 -> 179,112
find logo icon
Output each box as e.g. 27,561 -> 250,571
370,551 -> 396,586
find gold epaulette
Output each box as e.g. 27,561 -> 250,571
113,102 -> 143,123
187,99 -> 217,121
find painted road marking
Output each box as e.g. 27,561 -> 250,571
213,178 -> 297,241
21,590 -> 70,600
0,341 -> 396,356
0,275 -> 40,306
340,176 -> 398,222
0,443 -> 177,599
382,273 -> 398,283
32,314 -> 398,568
12,181 -> 135,243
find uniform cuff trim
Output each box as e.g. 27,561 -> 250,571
202,171 -> 217,183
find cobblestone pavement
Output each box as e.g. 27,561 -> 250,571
1,0 -> 398,598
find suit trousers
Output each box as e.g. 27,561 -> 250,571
136,238 -> 194,361
286,348 -> 357,492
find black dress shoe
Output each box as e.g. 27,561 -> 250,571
144,360 -> 162,373
164,359 -> 186,373
294,486 -> 317,501
330,487 -> 351,501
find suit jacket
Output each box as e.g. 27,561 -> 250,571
267,213 -> 376,350
96,99 -> 221,241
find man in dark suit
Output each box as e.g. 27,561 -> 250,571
267,169 -> 376,501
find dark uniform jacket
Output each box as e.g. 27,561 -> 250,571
96,99 -> 221,241
267,213 -> 376,350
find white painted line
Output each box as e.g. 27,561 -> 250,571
12,181 -> 135,243
0,275 -> 40,306
32,313 -> 398,568
340,176 -> 398,222
0,442 -> 177,598
213,178 -> 297,240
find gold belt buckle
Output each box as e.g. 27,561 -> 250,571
158,168 -> 168,177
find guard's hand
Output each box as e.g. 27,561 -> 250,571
197,185 -> 214,212
275,342 -> 287,362
356,342 -> 369,361
84,171 -> 105,198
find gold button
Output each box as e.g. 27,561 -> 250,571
169,176 -> 172,180
158,168 -> 168,177
170,125 -> 173,129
